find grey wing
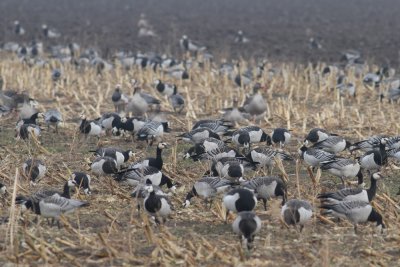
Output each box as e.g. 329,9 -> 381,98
31,189 -> 59,202
334,188 -> 363,199
42,194 -> 87,212
312,149 -> 335,161
333,201 -> 367,214
140,93 -> 160,105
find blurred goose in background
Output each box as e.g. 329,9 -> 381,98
221,98 -> 249,124
309,37 -> 322,50
320,200 -> 384,234
112,84 -> 129,113
126,87 -> 149,117
169,87 -> 185,113
0,183 -> 7,196
281,199 -> 313,232
184,177 -> 233,208
43,109 -> 62,132
340,50 -> 361,64
234,30 -> 250,44
363,71 -> 382,88
232,211 -> 261,250
154,79 -> 176,97
320,158 -> 363,185
240,83 -> 267,119
14,20 -> 25,35
179,35 -> 207,53
22,158 -> 46,185
42,24 -> 61,38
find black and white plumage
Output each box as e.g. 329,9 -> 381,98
192,119 -> 232,134
184,177 -> 233,207
223,188 -> 257,222
130,142 -> 167,170
281,199 -> 313,231
320,201 -> 385,233
358,138 -> 388,172
22,159 -> 47,185
96,113 -> 122,132
363,72 -> 381,88
231,126 -> 272,148
112,84 -> 129,113
14,20 -> 25,35
211,157 -> 247,182
271,128 -> 291,148
320,158 -> 363,185
318,172 -> 383,203
387,147 -> 400,161
112,117 -> 147,137
232,211 -> 261,250
179,35 -> 207,53
0,183 -> 7,196
183,137 -> 226,160
90,156 -> 119,176
154,79 -> 176,96
70,172 -> 91,195
92,147 -> 134,167
242,176 -> 286,210
42,24 -> 61,38
304,128 -> 330,144
143,181 -> 173,224
43,109 -> 62,132
79,115 -> 104,138
16,112 -> 42,130
178,127 -> 220,144
311,136 -> 351,154
17,123 -> 41,140
136,121 -> 170,144
298,146 -> 336,167
169,87 -> 185,113
349,135 -> 387,152
246,147 -> 293,169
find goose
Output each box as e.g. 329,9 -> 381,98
17,124 -> 41,140
154,79 -> 176,96
231,126 -> 272,148
92,147 -> 134,167
387,147 -> 400,161
232,211 -> 261,250
112,117 -> 147,137
221,98 -> 249,123
42,24 -> 61,38
242,176 -> 286,210
281,199 -> 313,232
179,35 -> 207,53
211,157 -> 248,182
43,109 -> 62,132
183,137 -> 226,160
271,128 -> 291,148
22,158 -> 47,185
320,201 -> 385,233
90,157 -> 119,176
112,84 -> 129,113
340,50 -> 361,63
320,158 -> 363,185
363,72 -> 381,88
14,20 -> 25,35
125,87 -> 149,116
0,183 -> 7,196
240,84 -> 267,117
298,146 -> 336,167
16,112 -> 43,130
309,37 -> 322,50
192,119 -> 233,134
381,87 -> 400,102
246,147 -> 293,170
311,136 -> 351,154
349,135 -> 387,152
223,188 -> 257,222
178,128 -> 220,144
304,128 -> 330,144
184,177 -> 233,208
79,114 -> 104,138
143,180 -> 173,224
96,113 -> 122,133
234,70 -> 252,87
70,172 -> 91,195
186,145 -> 241,161
136,121 -> 170,144
169,87 -> 185,113
165,68 -> 189,80
358,138 -> 388,172
234,30 -> 250,44
130,142 -> 167,170
336,83 -> 356,97
140,91 -> 161,107
318,172 -> 383,203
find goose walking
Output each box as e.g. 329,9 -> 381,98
112,84 -> 129,113
232,211 -> 261,250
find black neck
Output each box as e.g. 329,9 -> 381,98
123,150 -> 130,161
160,174 -> 173,188
62,182 -> 71,198
367,175 -> 377,201
185,187 -> 197,201
368,208 -> 383,227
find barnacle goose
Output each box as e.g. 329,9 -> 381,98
16,112 -> 42,130
90,156 -> 119,176
125,87 -> 149,117
183,137 -> 226,160
184,177 -> 233,208
0,183 -> 7,195
318,172 -> 383,203
211,157 -> 249,182
242,176 -> 286,210
186,145 -> 241,161
43,109 -> 62,132
137,121 -> 170,145
234,30 -> 250,44
320,158 -> 363,185
92,147 -> 134,167
14,20 -> 25,35
192,119 -> 233,134
271,128 -> 291,148
340,50 -> 361,63
17,124 -> 41,140
178,127 -> 220,144
231,126 -> 272,148
143,180 -> 173,224
112,84 -> 129,113
169,87 -> 185,113
70,172 -> 91,195
304,128 -> 330,144
246,147 -> 293,170
96,113 -> 122,133
281,199 -> 313,232
232,211 -> 261,250
240,84 -> 267,117
349,135 -> 387,152
22,159 -> 47,185
358,138 -> 388,172
112,117 -> 147,137
311,136 -> 351,154
130,142 -> 167,170
320,201 -> 385,233
79,114 -> 104,138
336,83 -> 356,98
179,35 -> 207,53
223,188 -> 257,222
363,72 -> 381,88
221,98 -> 249,123
42,24 -> 61,39
154,79 -> 176,96
298,146 -> 336,167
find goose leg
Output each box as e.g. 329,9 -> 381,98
353,224 -> 358,234
262,198 -> 267,211
225,210 -> 230,224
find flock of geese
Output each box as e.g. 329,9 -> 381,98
1,18 -> 400,251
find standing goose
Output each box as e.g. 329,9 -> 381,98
112,84 -> 129,113
320,158 -> 363,185
317,172 -> 383,203
169,87 -> 185,113
154,79 -> 176,96
298,146 -> 336,167
281,199 -> 313,232
70,172 -> 91,195
137,121 -> 170,145
125,87 -> 148,117
178,127 -> 220,144
311,136 -> 351,154
184,177 -> 233,208
242,176 -> 286,210
223,188 -> 257,222
179,35 -> 207,53
130,142 -> 167,170
22,159 -> 47,185
143,180 -> 173,224
90,156 -> 119,176
246,147 -> 293,170
304,128 -> 330,144
320,201 -> 385,233
240,84 -> 267,118
358,138 -> 388,172
192,119 -> 233,134
79,114 -> 104,139
43,109 -> 62,133
232,211 -> 261,250
271,128 -> 291,148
